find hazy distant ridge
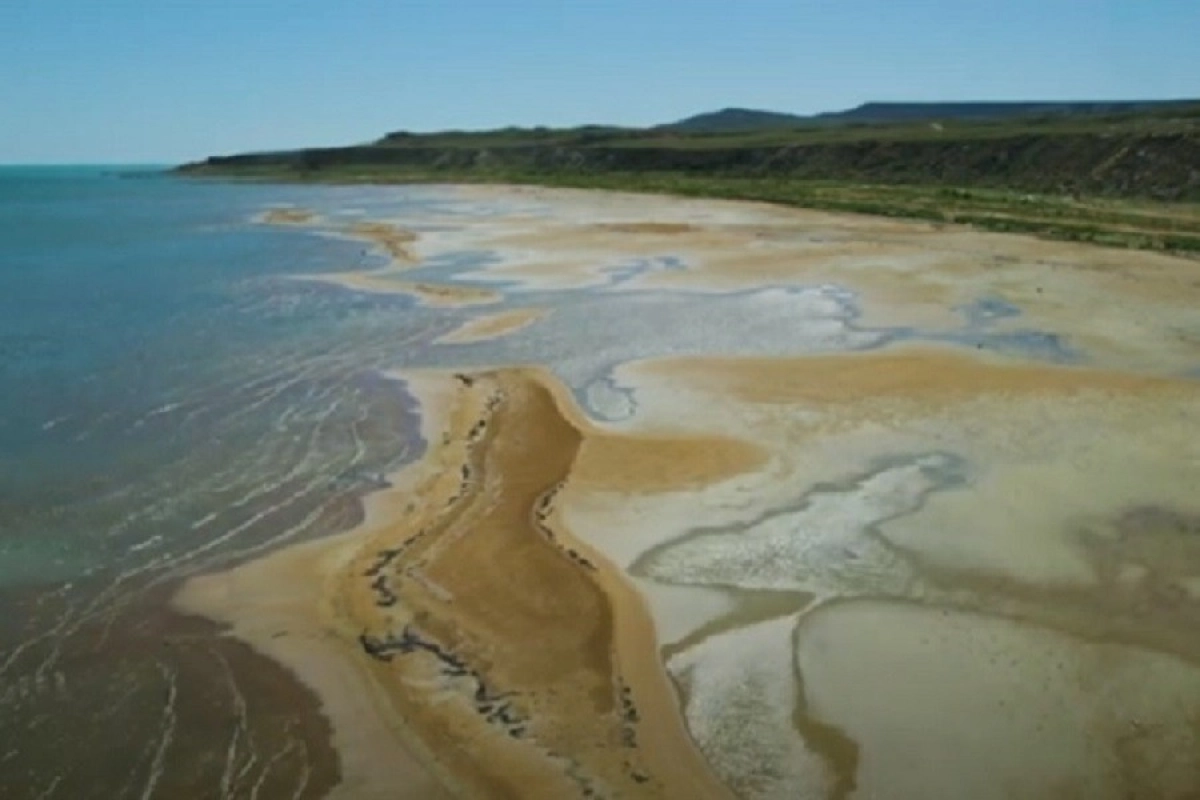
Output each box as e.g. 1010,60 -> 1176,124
663,100 -> 1200,131
181,98 -> 1200,206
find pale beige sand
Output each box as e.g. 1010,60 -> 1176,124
796,599 -> 1200,799
348,221 -> 420,265
261,207 -> 318,225
301,273 -> 502,307
434,308 -> 550,344
648,345 -> 1187,406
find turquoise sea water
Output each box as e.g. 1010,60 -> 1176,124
0,167 -> 461,797
1,167 -> 433,585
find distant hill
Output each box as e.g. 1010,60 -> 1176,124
664,99 -> 1200,132
659,108 -> 810,132
180,99 -> 1200,206
815,100 -> 1200,124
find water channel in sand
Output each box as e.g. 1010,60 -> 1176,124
183,185 -> 1200,799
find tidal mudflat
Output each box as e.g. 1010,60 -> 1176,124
173,184 -> 1200,799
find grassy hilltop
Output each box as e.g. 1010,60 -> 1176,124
179,101 -> 1200,254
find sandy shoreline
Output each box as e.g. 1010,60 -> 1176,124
268,214 -> 505,308
177,366 -> 741,798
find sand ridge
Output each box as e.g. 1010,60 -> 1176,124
348,221 -> 421,265
179,366 -> 740,799
301,272 -> 502,307
434,308 -> 550,344
261,207 -> 319,225
263,211 -> 505,308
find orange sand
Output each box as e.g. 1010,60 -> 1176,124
178,368 -> 743,799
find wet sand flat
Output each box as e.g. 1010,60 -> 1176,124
434,308 -> 550,343
268,213 -> 504,308
795,599 -> 1200,799
613,348 -> 1200,799
299,273 -> 502,307
179,185 -> 1200,798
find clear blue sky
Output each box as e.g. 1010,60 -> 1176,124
1,0 -> 1197,163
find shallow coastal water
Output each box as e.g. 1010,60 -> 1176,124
3,171 -> 1200,798
0,169 -> 458,797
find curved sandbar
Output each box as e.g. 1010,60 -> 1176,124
271,216 -> 502,308
435,308 -> 550,344
261,207 -> 319,225
349,221 -> 420,265
260,210 -> 418,266
178,366 -> 756,798
304,273 -> 502,307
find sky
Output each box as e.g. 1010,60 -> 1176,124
1,0 -> 1197,164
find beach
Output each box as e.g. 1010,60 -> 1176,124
168,185 -> 1200,798
179,367 -> 738,798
